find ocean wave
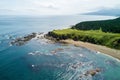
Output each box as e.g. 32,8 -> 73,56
28,51 -> 53,56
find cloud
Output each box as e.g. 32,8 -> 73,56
0,0 -> 120,15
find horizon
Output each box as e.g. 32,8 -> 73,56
0,0 -> 120,15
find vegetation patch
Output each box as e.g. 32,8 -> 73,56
72,17 -> 120,33
48,29 -> 120,49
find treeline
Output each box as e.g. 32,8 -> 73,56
72,17 -> 120,33
48,29 -> 120,49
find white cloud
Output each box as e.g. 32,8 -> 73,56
0,0 -> 120,15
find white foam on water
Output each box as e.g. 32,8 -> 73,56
78,54 -> 84,57
96,51 -> 101,54
28,51 -> 54,56
32,65 -> 35,68
28,52 -> 35,55
96,51 -> 120,62
9,44 -> 12,46
35,51 -> 40,53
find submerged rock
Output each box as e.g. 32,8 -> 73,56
71,63 -> 82,69
85,68 -> 101,76
51,48 -> 64,54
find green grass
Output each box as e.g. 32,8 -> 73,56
48,29 -> 120,49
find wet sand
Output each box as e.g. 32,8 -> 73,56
59,39 -> 120,60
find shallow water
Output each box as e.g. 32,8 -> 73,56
0,15 -> 120,80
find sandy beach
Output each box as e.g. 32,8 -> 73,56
60,39 -> 120,60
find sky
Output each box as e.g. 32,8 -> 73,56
0,0 -> 120,15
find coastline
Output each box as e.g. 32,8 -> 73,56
59,39 -> 120,60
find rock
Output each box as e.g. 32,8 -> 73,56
11,33 -> 37,46
71,65 -> 78,69
88,70 -> 97,76
71,63 -> 82,69
95,68 -> 101,72
85,68 -> 101,76
51,48 -> 64,54
51,51 -> 56,54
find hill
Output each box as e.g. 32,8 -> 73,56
72,17 -> 120,33
84,8 -> 120,16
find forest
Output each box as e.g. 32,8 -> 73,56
72,17 -> 120,33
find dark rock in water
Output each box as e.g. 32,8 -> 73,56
71,65 -> 78,69
95,68 -> 101,72
85,68 -> 101,76
28,64 -> 40,72
71,63 -> 82,69
51,48 -> 64,54
7,35 -> 13,39
88,70 -> 96,76
11,33 -> 37,46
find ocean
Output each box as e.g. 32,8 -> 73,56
0,15 -> 120,80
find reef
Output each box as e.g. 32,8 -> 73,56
10,33 -> 37,46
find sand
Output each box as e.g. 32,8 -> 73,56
59,39 -> 120,60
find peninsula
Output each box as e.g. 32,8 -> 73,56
47,17 -> 120,59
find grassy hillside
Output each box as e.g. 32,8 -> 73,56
48,29 -> 120,49
72,17 -> 120,33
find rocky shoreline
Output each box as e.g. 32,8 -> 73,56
10,32 -> 43,46
12,32 -> 120,60
45,33 -> 120,60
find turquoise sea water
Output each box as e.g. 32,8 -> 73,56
0,15 -> 120,80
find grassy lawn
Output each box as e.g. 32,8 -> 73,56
48,29 -> 120,49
